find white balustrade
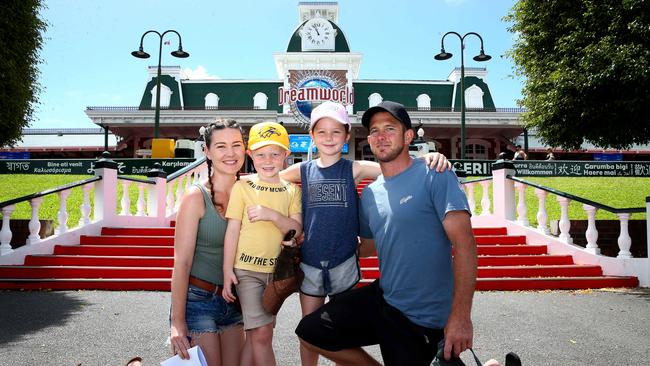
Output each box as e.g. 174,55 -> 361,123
515,182 -> 529,226
557,196 -> 573,243
192,170 -> 200,185
582,204 -> 600,254
186,172 -> 193,191
120,181 -> 132,215
56,189 -> 71,235
28,197 -> 44,245
534,188 -> 550,235
175,175 -> 185,211
479,180 -> 491,216
79,184 -> 92,226
0,205 -> 16,255
136,183 -> 146,216
166,184 -> 175,216
465,182 -> 476,215
616,213 -> 633,258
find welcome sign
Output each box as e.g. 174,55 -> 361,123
278,70 -> 354,127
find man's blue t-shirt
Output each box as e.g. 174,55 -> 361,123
359,158 -> 470,329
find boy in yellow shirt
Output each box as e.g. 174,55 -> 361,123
223,121 -> 302,365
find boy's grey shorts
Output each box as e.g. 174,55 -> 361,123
300,254 -> 360,297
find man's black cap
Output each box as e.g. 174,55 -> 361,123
361,101 -> 412,129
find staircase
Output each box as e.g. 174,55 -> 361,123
360,226 -> 638,290
0,226 -> 175,291
0,223 -> 639,291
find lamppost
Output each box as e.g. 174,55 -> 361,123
434,32 -> 491,160
131,30 -> 189,139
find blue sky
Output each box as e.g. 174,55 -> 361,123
35,0 -> 521,129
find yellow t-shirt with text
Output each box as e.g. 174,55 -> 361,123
225,176 -> 302,273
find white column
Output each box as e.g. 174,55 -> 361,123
646,197 -> 650,266
491,162 -> 515,220
582,204 -> 600,254
0,205 -> 16,255
515,182 -> 529,226
28,197 -> 44,245
557,196 -> 573,244
175,176 -> 185,211
120,181 -> 132,215
136,183 -> 146,216
465,182 -> 476,216
56,189 -> 71,235
79,184 -> 92,226
616,213 -> 633,259
93,153 -> 119,226
166,184 -> 174,216
146,165 -> 168,225
479,181 -> 491,216
534,188 -> 550,235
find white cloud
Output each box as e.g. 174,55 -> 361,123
182,65 -> 220,80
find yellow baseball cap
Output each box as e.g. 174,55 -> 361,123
248,122 -> 290,151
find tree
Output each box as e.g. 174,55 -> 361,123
0,1 -> 47,148
505,0 -> 650,150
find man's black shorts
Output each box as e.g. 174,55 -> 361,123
295,280 -> 444,366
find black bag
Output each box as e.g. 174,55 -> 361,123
431,339 -> 522,366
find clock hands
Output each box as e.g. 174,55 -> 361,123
312,24 -> 320,36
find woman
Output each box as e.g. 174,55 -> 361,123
169,119 -> 251,366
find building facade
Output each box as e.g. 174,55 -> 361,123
85,2 -> 524,164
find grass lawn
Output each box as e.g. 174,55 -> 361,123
0,174 -> 151,227
467,176 -> 649,226
1,174 -> 647,230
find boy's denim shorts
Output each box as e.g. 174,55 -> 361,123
185,284 -> 243,334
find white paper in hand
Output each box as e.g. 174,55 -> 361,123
160,345 -> 207,366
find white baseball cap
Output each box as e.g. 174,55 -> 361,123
309,101 -> 351,131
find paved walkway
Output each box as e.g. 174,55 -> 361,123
0,288 -> 648,365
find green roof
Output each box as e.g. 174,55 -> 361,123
352,82 -> 454,112
139,75 -> 182,109
453,76 -> 495,110
139,77 -> 495,112
182,81 -> 282,111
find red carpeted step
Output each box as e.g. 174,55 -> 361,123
25,255 -> 173,267
473,227 -> 508,236
477,265 -> 602,278
0,278 -> 171,291
475,235 -> 527,245
54,245 -> 173,256
476,276 -> 639,291
478,255 -> 574,266
80,235 -> 174,246
476,245 -> 547,256
361,253 -> 569,268
361,264 -> 601,280
101,227 -> 176,236
360,257 -> 378,267
0,266 -> 171,279
361,267 -> 380,279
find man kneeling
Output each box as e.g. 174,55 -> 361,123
295,101 -> 477,366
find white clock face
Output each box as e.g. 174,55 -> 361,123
304,20 -> 332,46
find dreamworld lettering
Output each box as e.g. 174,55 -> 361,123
278,86 -> 354,105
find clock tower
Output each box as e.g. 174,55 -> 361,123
274,2 -> 362,117
300,17 -> 336,51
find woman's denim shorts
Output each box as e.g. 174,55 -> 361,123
185,284 -> 243,334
